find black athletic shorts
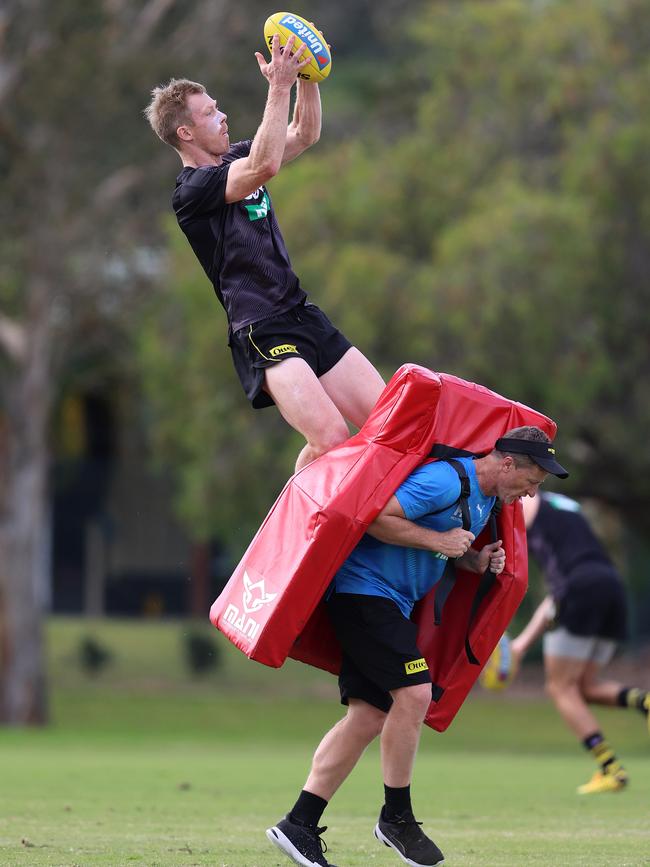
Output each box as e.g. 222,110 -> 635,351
556,567 -> 628,641
229,301 -> 352,409
326,592 -> 432,713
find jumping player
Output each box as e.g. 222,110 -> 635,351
267,426 -> 568,867
511,491 -> 650,794
145,35 -> 385,471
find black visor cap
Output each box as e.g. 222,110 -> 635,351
495,437 -> 569,479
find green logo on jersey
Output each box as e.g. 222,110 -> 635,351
244,191 -> 270,221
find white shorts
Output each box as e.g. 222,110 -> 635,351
543,627 -> 617,665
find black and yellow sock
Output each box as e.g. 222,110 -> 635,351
582,731 -> 623,775
617,687 -> 650,715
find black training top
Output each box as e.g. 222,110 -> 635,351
527,492 -> 619,600
173,139 -> 306,333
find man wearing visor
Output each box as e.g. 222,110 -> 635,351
267,425 -> 568,867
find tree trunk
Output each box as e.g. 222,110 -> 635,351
0,293 -> 52,725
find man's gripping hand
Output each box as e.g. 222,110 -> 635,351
435,528 -> 475,559
476,540 -> 506,575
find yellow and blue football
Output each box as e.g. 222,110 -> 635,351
264,12 -> 332,83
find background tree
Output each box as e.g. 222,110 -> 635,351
0,0 -> 153,723
0,0 -> 256,724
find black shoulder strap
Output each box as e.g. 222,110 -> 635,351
445,459 -> 471,531
428,454 -> 503,664
433,561 -> 456,628
425,445 -> 486,527
464,499 -> 502,665
430,497 -> 502,704
428,443 -> 487,461
423,454 -> 473,522
433,459 -> 471,626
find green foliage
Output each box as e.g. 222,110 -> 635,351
399,0 -> 650,518
429,181 -> 603,410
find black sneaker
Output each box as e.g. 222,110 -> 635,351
374,807 -> 444,866
266,814 -> 338,867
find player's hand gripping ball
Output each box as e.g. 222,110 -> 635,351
264,12 -> 332,83
479,633 -> 516,691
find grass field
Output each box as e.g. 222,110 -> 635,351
1,618 -> 649,866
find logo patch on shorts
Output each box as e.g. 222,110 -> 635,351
269,343 -> 298,357
404,658 -> 428,675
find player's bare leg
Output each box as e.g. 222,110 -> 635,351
264,352 -> 385,472
304,699 -> 386,800
318,347 -> 385,428
381,683 -> 431,786
264,358 -> 351,471
579,660 -> 626,705
375,683 -> 444,866
545,655 -> 599,738
580,661 -> 649,749
545,655 -> 628,794
267,700 -> 384,867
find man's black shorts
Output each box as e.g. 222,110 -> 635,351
326,592 -> 432,713
557,567 -> 628,641
229,301 -> 352,409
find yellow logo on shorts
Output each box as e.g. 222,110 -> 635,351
404,658 -> 428,675
269,343 -> 298,357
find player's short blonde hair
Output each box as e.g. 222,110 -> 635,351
144,78 -> 206,148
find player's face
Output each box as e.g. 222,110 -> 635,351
183,92 -> 229,155
497,459 -> 548,504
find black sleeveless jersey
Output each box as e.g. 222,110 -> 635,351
173,140 -> 306,333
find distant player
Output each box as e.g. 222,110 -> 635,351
511,491 -> 650,794
145,34 -> 385,472
267,427 -> 568,867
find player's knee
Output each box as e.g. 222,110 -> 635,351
346,700 -> 386,740
545,677 -> 574,702
545,678 -> 560,701
309,419 -> 350,457
391,683 -> 432,721
580,684 -> 598,703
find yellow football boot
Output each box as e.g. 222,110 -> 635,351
577,769 -> 628,795
644,696 -> 650,734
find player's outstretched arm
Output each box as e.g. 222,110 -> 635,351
282,79 -> 321,165
225,34 -> 310,203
